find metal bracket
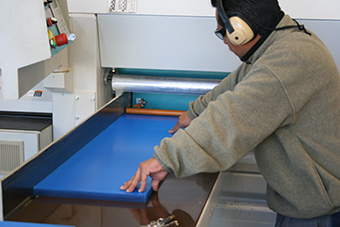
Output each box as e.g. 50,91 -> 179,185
103,68 -> 114,85
141,215 -> 179,227
134,98 -> 147,108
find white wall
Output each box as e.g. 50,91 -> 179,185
68,0 -> 340,20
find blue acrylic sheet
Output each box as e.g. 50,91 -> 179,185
0,221 -> 73,227
34,114 -> 177,203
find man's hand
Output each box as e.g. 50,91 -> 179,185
120,158 -> 168,193
168,111 -> 192,134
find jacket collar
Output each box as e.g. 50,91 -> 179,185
241,13 -> 297,63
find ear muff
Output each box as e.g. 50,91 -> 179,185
216,0 -> 256,46
228,16 -> 255,46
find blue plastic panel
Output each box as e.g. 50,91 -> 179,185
34,114 -> 177,203
0,221 -> 73,227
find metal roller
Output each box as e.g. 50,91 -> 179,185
111,75 -> 221,95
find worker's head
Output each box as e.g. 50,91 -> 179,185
211,0 -> 282,46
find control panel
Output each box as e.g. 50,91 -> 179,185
0,0 -> 73,100
44,0 -> 75,56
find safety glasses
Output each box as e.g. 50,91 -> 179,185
214,27 -> 226,40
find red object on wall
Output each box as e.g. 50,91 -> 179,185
47,18 -> 53,27
54,33 -> 68,46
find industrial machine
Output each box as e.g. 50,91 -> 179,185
0,0 -> 340,226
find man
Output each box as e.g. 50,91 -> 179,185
121,0 -> 340,226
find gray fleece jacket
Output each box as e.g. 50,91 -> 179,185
154,15 -> 340,219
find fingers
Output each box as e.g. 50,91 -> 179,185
151,179 -> 161,192
120,169 -> 141,193
120,164 -> 146,193
168,124 -> 181,134
120,158 -> 167,193
119,159 -> 152,193
168,111 -> 192,134
150,170 -> 168,191
138,170 -> 149,192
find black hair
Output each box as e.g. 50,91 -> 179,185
211,0 -> 283,35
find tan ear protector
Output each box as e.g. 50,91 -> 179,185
216,0 -> 256,46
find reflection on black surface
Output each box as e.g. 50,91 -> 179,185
130,193 -> 194,227
9,173 -> 218,227
130,192 -> 171,225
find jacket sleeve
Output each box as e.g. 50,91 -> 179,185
187,69 -> 240,119
154,64 -> 294,178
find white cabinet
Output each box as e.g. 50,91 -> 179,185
0,114 -> 52,177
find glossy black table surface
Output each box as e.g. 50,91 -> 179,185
10,173 -> 218,227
